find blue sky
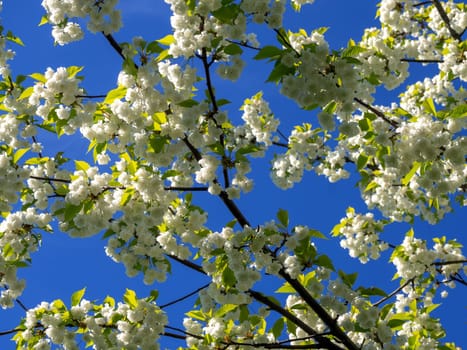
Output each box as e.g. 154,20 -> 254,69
1,1 -> 466,349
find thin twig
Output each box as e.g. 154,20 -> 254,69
400,58 -> 443,63
432,259 -> 467,266
29,175 -> 71,183
159,283 -> 210,309
354,97 -> 399,128
372,278 -> 414,307
163,186 -> 209,192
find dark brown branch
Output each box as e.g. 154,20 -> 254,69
166,254 -> 206,275
29,175 -> 71,183
225,39 -> 261,51
247,290 -> 345,350
354,97 -> 399,128
432,259 -> 467,266
159,283 -> 210,309
372,278 -> 414,307
400,58 -> 443,63
103,33 -> 126,61
164,186 -> 209,192
0,328 -> 22,336
432,0 -> 462,41
76,94 -> 107,99
182,136 -> 251,227
273,141 -> 289,148
278,270 -> 359,350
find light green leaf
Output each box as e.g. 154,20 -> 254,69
13,148 -> 29,163
6,31 -> 24,46
104,86 -> 127,104
67,66 -> 84,78
401,162 -> 420,186
157,34 -> 175,46
422,98 -> 437,117
29,73 -> 47,83
275,282 -> 295,293
123,289 -> 138,309
18,86 -> 34,100
71,287 -> 86,307
75,160 -> 90,172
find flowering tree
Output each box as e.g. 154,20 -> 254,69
0,0 -> 466,349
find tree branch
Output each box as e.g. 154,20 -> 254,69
278,269 -> 359,350
400,58 -> 443,63
247,290 -> 345,350
159,283 -> 210,309
372,278 -> 414,307
103,33 -> 126,61
432,0 -> 462,41
164,186 -> 209,192
354,97 -> 399,128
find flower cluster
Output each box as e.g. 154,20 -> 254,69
16,289 -> 167,350
333,207 -> 389,263
28,67 -> 84,121
41,0 -> 122,45
0,207 -> 51,308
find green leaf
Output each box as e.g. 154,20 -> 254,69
71,287 -> 86,307
212,4 -> 240,23
186,310 -> 209,322
75,160 -> 90,172
266,63 -> 294,83
222,266 -> 236,287
357,154 -> 369,170
276,208 -> 288,228
338,270 -> 358,287
6,30 -> 24,46
401,162 -> 420,186
123,289 -> 138,309
38,15 -> 48,26
29,72 -> 47,83
63,203 -> 83,222
271,317 -> 284,339
216,304 -> 237,317
341,44 -> 367,57
177,99 -> 199,107
66,66 -> 84,78
223,43 -> 243,55
308,229 -> 327,239
157,34 -> 175,46
13,148 -> 29,163
104,86 -> 127,104
161,169 -> 181,180
254,46 -> 283,60
103,295 -> 115,307
422,98 -> 437,117
315,254 -> 335,271
357,286 -> 387,297
120,188 -> 134,206
275,282 -> 295,293
18,86 -> 34,100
